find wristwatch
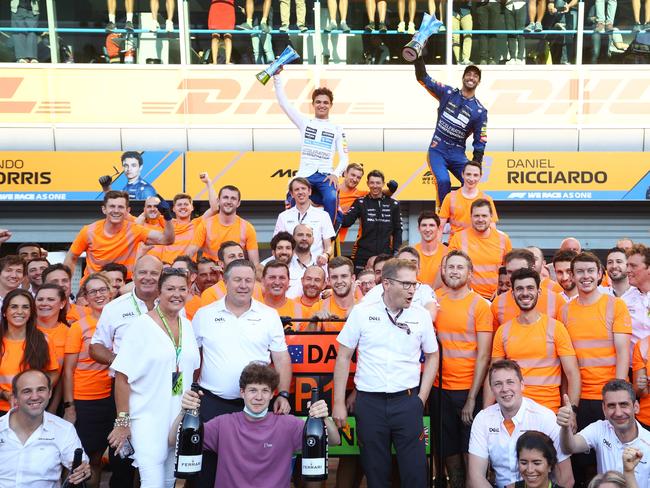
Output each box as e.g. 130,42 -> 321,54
63,401 -> 75,409
277,390 -> 290,400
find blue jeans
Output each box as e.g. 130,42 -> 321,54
286,171 -> 339,223
427,144 -> 468,206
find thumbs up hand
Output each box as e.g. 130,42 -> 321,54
556,394 -> 574,428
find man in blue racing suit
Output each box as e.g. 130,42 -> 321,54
414,58 -> 488,208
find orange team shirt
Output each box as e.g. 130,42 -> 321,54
491,288 -> 567,330
65,315 -> 111,400
448,228 -> 512,299
0,337 -> 58,411
200,281 -> 264,307
434,291 -> 493,390
541,277 -> 563,294
66,303 -> 88,325
149,217 -> 202,263
191,215 -> 258,261
38,322 -> 69,369
263,297 -> 303,328
185,294 -> 202,321
632,337 -> 650,426
492,315 -> 576,411
560,294 -> 632,400
315,295 -> 357,332
142,216 -> 166,231
338,187 -> 367,243
69,219 -> 153,278
439,189 -> 499,237
414,242 -> 449,287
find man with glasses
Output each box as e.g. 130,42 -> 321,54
333,258 -> 439,487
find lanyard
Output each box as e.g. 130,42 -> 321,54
130,293 -> 143,316
385,308 -> 411,335
156,306 -> 182,371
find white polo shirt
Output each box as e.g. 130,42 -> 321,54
337,299 -> 438,393
362,282 -> 437,308
0,411 -> 88,488
91,290 -> 154,354
578,420 -> 650,488
273,204 -> 335,257
469,396 -> 569,488
192,298 -> 287,399
601,286 -> 650,347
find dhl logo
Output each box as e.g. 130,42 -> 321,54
0,78 -> 70,114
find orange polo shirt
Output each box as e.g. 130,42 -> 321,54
69,219 -> 152,278
439,189 -> 498,237
448,228 -> 512,299
493,315 -> 575,411
632,337 -> 650,426
414,242 -> 448,287
149,217 -> 202,263
560,294 -> 632,400
491,288 -> 567,329
191,215 -> 258,261
434,291 -> 493,390
65,315 -> 111,400
0,336 -> 58,411
38,322 -> 69,369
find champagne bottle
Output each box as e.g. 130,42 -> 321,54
62,448 -> 87,488
174,382 -> 204,479
302,388 -> 328,481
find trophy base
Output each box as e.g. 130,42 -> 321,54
401,47 -> 419,63
256,71 -> 271,85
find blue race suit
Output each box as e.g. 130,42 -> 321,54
123,178 -> 156,201
415,58 -> 488,206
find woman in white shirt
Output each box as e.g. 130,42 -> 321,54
107,268 -> 201,488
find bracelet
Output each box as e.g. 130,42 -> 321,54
114,416 -> 131,428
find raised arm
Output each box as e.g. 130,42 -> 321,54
273,73 -> 306,130
199,172 -> 219,218
472,109 -> 488,163
557,394 -> 589,454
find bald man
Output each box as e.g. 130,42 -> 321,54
559,237 -> 582,254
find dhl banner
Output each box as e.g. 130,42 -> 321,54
0,66 -> 649,127
2,151 -> 649,201
187,151 -> 650,201
0,151 -> 182,201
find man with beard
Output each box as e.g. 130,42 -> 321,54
449,199 -> 512,300
414,60 -> 488,208
558,379 -> 650,488
492,268 -> 580,412
602,247 -> 650,364
491,249 -> 566,329
294,266 -> 326,321
432,250 -> 493,488
187,185 -> 259,265
553,249 -> 579,301
287,224 -> 326,298
262,232 -> 295,266
559,251 -> 632,486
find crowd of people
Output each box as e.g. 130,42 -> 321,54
0,67 -> 649,488
4,0 -> 646,64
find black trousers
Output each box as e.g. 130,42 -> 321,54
573,399 -> 604,488
355,389 -> 428,488
196,388 -> 245,488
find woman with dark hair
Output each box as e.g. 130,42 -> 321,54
0,289 -> 59,414
515,430 -> 563,488
108,268 -> 200,487
36,283 -> 70,413
63,273 -> 114,487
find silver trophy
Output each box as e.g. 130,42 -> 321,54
401,13 -> 443,62
256,46 -> 300,85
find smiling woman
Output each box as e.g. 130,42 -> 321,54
0,289 -> 59,414
109,269 -> 200,488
